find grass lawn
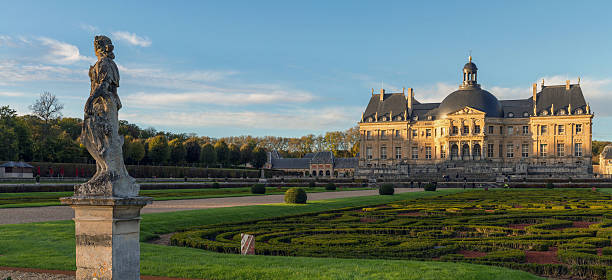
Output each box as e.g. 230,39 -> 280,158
0,189 -> 541,279
0,187 -> 370,208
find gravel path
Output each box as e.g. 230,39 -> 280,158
0,188 -> 422,225
0,268 -> 74,280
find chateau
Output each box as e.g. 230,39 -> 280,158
358,57 -> 594,178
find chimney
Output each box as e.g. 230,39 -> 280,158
532,83 -> 537,115
371,88 -> 374,97
566,80 -> 570,90
379,88 -> 385,101
407,88 -> 414,116
361,112 -> 364,122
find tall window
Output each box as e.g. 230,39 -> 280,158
540,144 -> 548,157
521,144 -> 529,158
395,147 -> 402,159
499,126 -> 503,134
441,127 -> 446,136
441,145 -> 446,158
395,130 -> 400,138
452,126 -> 458,135
425,146 -> 432,159
426,129 -> 432,137
557,143 -> 565,157
463,126 -> 469,134
558,125 -> 565,135
380,146 -> 387,159
366,147 -> 372,159
522,126 -> 529,135
575,124 -> 583,134
474,125 -> 481,134
574,143 -> 583,156
380,130 -> 386,138
499,144 -> 503,158
412,129 -> 418,137
507,126 -> 514,135
487,144 -> 494,158
488,126 -> 494,134
411,146 -> 418,159
366,131 -> 371,140
506,144 -> 514,158
541,125 -> 548,135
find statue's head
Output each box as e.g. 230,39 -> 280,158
94,35 -> 115,59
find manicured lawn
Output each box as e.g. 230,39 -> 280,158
0,187 -> 370,208
171,189 -> 612,280
0,189 -> 542,279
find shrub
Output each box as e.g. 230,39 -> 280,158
547,181 -> 555,189
251,184 -> 266,194
424,183 -> 437,191
379,184 -> 394,195
308,181 -> 316,188
212,182 -> 220,189
325,183 -> 336,191
284,187 -> 307,204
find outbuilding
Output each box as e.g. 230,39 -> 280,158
0,161 -> 34,178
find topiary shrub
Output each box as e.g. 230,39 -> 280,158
251,184 -> 266,194
212,182 -> 220,189
284,187 -> 307,204
308,181 -> 316,188
424,183 -> 436,191
325,183 -> 336,191
546,181 -> 554,189
379,184 -> 394,195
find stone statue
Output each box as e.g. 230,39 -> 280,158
76,35 -> 138,197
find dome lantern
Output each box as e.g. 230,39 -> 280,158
461,56 -> 479,89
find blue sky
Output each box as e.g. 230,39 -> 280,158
1,0 -> 611,139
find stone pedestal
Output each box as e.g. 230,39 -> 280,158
61,196 -> 152,280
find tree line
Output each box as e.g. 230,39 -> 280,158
0,93 -> 360,168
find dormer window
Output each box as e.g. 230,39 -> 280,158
559,109 -> 566,115
507,112 -> 514,118
412,116 -> 418,121
575,108 -> 583,114
523,112 -> 529,117
427,115 -> 433,120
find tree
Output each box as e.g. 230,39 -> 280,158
29,91 -> 64,128
251,147 -> 267,168
214,140 -> 229,166
169,139 -> 186,164
57,117 -> 82,140
228,143 -> 241,166
200,143 -> 216,167
240,142 -> 255,164
128,139 -> 145,164
119,120 -> 141,139
184,138 -> 201,164
0,123 -> 18,161
147,135 -> 170,164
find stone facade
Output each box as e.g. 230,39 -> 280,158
267,151 -> 358,177
599,145 -> 612,176
358,57 -> 593,178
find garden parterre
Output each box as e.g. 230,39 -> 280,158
172,189 -> 612,279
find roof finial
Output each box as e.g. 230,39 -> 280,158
468,50 -> 472,62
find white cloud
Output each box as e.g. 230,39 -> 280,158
111,31 -> 151,47
0,60 -> 83,85
120,106 -> 361,131
0,91 -> 25,97
38,37 -> 93,64
80,24 -> 98,33
117,64 -> 237,84
124,88 -> 315,107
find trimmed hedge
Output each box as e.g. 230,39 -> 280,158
284,188 -> 307,204
251,184 -> 266,194
325,183 -> 336,191
424,182 -> 437,191
378,184 -> 394,195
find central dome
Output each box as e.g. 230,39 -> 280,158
436,88 -> 503,117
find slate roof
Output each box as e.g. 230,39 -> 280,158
601,145 -> 612,160
268,151 -> 358,170
361,84 -> 589,121
335,158 -> 358,169
535,84 -> 587,115
0,161 -> 34,168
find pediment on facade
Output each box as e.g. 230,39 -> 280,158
448,106 -> 486,116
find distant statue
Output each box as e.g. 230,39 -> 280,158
76,35 -> 138,197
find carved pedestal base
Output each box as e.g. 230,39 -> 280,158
60,196 -> 152,280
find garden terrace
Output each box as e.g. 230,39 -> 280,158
172,189 -> 612,280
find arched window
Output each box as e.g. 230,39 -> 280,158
319,170 -> 323,176
326,170 -> 330,176
451,144 -> 459,160
462,144 -> 470,160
